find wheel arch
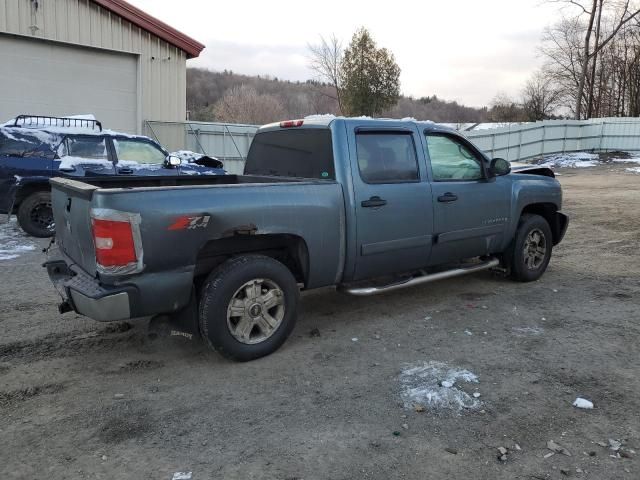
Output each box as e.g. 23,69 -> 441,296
520,202 -> 566,245
12,179 -> 51,210
193,234 -> 310,288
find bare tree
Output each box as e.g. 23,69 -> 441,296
549,0 -> 640,118
487,93 -> 528,122
521,71 -> 563,120
211,85 -> 287,125
307,35 -> 344,113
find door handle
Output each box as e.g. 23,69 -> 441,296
437,192 -> 458,202
361,196 -> 387,208
118,167 -> 133,174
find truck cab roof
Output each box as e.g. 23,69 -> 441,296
259,115 -> 459,135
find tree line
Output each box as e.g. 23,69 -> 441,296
188,3 -> 640,125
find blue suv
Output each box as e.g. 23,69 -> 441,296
0,115 -> 225,237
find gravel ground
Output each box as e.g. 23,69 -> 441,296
1,165 -> 639,480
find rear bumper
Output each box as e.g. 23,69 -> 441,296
45,258 -> 137,321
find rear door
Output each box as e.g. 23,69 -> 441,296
55,135 -> 116,175
424,132 -> 510,264
348,127 -> 433,280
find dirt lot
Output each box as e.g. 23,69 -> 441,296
1,165 -> 639,480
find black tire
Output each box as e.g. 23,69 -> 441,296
199,255 -> 299,361
17,190 -> 54,238
508,213 -> 553,282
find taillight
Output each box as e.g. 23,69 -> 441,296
279,119 -> 304,128
90,209 -> 143,274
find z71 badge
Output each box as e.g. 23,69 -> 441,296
168,215 -> 211,231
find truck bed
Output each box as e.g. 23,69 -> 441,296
50,174 -> 316,199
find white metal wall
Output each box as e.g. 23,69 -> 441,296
143,117 -> 640,173
0,0 -> 187,132
144,121 -> 258,174
463,118 -> 640,161
0,34 -> 138,132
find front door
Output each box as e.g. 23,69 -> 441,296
350,128 -> 433,280
424,132 -> 510,265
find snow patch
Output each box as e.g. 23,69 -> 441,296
399,361 -> 481,413
539,152 -> 599,168
0,218 -> 36,260
625,167 -> 640,174
58,156 -> 113,170
170,150 -> 208,163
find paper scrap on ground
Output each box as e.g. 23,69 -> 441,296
573,397 -> 594,409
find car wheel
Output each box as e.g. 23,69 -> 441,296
17,191 -> 54,238
199,255 -> 299,361
508,213 -> 553,282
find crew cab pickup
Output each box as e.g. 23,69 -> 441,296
45,117 -> 568,361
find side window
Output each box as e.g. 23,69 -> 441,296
0,130 -> 59,159
356,132 -> 419,183
425,134 -> 483,181
114,139 -> 167,164
66,136 -> 109,160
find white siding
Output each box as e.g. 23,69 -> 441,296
0,0 -> 187,133
0,35 -> 138,132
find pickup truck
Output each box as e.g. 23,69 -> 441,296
45,117 -> 568,361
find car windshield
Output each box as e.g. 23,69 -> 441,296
0,128 -> 61,159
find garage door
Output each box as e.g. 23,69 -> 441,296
0,34 -> 138,133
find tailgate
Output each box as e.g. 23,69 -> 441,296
50,177 -> 99,274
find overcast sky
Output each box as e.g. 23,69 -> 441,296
128,0 -> 564,107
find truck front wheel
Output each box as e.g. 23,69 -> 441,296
199,255 -> 299,361
507,213 -> 553,282
17,191 -> 54,238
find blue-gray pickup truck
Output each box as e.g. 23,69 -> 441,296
45,117 -> 568,361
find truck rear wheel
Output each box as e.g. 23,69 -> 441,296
199,255 -> 299,361
508,213 -> 553,282
17,191 -> 54,238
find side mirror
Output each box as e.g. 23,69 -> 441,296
166,155 -> 182,167
489,158 -> 511,177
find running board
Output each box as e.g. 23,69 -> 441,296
338,258 -> 500,297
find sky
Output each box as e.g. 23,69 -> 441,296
128,0 -> 566,107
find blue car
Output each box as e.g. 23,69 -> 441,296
0,115 -> 225,237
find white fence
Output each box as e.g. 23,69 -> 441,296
462,117 -> 640,162
143,120 -> 258,174
143,117 -> 640,173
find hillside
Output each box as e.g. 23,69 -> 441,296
186,68 -> 489,124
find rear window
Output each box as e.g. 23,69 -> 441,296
0,128 -> 60,159
244,129 -> 335,179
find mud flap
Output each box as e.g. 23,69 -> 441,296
148,290 -> 199,341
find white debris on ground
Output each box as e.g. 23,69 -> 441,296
512,326 -> 545,336
399,361 -> 481,413
626,166 -> 640,174
573,397 -> 594,409
0,218 -> 36,260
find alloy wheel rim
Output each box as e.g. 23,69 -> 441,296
226,278 -> 285,344
523,228 -> 546,270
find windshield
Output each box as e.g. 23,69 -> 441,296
244,129 -> 335,179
